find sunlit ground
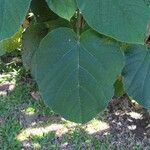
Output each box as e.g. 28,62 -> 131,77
0,71 -> 17,96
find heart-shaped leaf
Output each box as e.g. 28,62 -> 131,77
32,28 -> 124,123
46,0 -> 77,20
123,45 -> 150,110
76,0 -> 150,44
0,0 -> 31,40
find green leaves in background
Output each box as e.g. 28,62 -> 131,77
123,45 -> 150,110
31,28 -> 124,123
30,0 -> 58,22
22,23 -> 49,70
0,0 -> 31,40
0,49 -> 5,57
0,28 -> 23,55
22,19 -> 70,70
76,0 -> 150,44
46,0 -> 77,20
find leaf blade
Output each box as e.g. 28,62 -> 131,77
32,28 -> 124,123
123,45 -> 150,109
0,0 -> 31,40
46,0 -> 77,20
76,0 -> 150,44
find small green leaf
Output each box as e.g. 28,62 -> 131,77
123,45 -> 150,110
114,76 -> 124,97
32,28 -> 124,123
46,0 -> 77,20
0,0 -> 31,40
76,0 -> 150,44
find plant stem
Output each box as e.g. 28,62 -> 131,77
77,9 -> 82,41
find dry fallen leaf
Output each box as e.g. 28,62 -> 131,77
31,91 -> 41,101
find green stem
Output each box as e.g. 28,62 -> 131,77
77,9 -> 82,41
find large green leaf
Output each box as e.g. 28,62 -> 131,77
30,0 -> 58,22
76,0 -> 150,44
122,45 -> 150,110
0,0 -> 31,40
46,0 -> 77,20
32,28 -> 124,123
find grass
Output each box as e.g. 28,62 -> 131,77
0,54 -> 149,150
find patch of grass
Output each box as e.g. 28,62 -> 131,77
0,117 -> 22,150
0,83 -> 30,149
0,81 -> 33,112
0,58 -> 51,149
28,128 -> 113,150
